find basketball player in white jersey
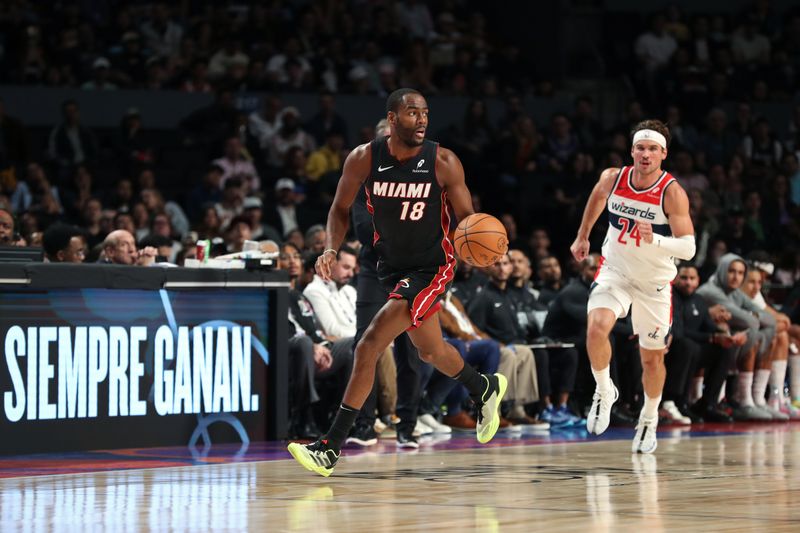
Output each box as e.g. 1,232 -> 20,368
570,120 -> 696,453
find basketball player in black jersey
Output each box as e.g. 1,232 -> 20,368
288,89 -> 508,477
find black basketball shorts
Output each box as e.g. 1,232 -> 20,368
378,262 -> 455,329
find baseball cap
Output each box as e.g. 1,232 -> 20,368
275,178 -> 295,192
243,196 -> 262,209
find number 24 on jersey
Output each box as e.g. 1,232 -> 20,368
617,218 -> 641,246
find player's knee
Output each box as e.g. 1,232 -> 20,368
587,318 -> 613,344
640,350 -> 664,370
418,351 -> 435,363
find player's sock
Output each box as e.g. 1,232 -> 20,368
789,355 -> 800,400
752,369 -> 770,407
641,394 -> 661,419
454,362 -> 487,399
770,360 -> 788,404
736,372 -> 755,407
324,404 -> 360,452
591,366 -> 613,394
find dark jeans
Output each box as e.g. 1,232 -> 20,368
664,336 -> 701,403
533,346 -> 579,399
353,264 -> 420,432
420,338 -> 502,416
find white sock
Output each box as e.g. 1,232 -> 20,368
770,360 -> 788,404
718,381 -> 726,404
591,365 -> 613,393
689,376 -> 703,404
790,355 -> 800,401
642,394 -> 661,420
737,372 -> 755,407
752,369 -> 771,406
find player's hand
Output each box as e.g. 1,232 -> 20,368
570,236 -> 590,262
636,221 -> 654,244
315,249 -> 336,281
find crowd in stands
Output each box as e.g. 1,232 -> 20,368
1,1 -> 800,439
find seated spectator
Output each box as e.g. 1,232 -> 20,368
187,165 -> 224,223
140,188 -> 190,239
304,92 -> 349,147
99,229 -> 156,266
241,197 -> 282,243
212,136 -> 260,194
214,178 -> 245,230
265,178 -> 315,238
41,223 -> 85,263
450,259 -> 486,308
302,246 -> 358,339
697,254 -> 777,420
279,242 -> 354,439
303,224 -> 327,254
248,95 -> 283,151
81,57 -> 118,90
305,132 -> 345,181
536,255 -> 564,305
742,262 -> 799,418
147,212 -> 182,262
672,263 -> 737,423
267,107 -> 316,168
467,253 -> 539,425
224,215 -> 252,254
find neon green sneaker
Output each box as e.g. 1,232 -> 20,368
287,439 -> 340,477
475,373 -> 508,444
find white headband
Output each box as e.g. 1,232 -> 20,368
632,129 -> 667,149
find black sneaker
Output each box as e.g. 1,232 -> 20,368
396,428 -> 419,449
345,424 -> 378,446
287,439 -> 340,477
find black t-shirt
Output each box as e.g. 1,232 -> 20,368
467,282 -> 527,345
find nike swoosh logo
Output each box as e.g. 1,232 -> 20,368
494,303 -> 502,308
656,285 -> 666,292
377,165 -> 394,172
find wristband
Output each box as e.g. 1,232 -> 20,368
323,248 -> 337,257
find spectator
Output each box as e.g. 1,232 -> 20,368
212,136 -> 261,194
303,245 -> 358,339
140,2 -> 183,60
81,57 -> 118,90
267,107 -> 316,168
305,92 -> 349,147
696,254 -> 776,420
305,132 -> 345,181
241,197 -> 282,243
224,214 -> 252,254
265,178 -> 313,238
140,188 -> 190,239
113,108 -> 154,178
0,207 -> 17,245
536,255 -> 564,305
99,229 -> 156,266
672,263 -> 737,423
249,95 -> 283,151
304,224 -> 327,254
47,100 -> 98,180
467,253 -> 539,425
187,165 -> 224,223
208,40 -> 250,80
214,177 -> 245,230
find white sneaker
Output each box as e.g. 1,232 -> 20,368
632,415 -> 658,454
661,401 -> 691,425
760,404 -> 789,421
413,419 -> 433,437
419,413 -> 453,434
586,385 -> 619,435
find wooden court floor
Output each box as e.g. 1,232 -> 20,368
0,425 -> 798,531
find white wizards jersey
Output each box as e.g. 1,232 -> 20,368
601,166 -> 677,284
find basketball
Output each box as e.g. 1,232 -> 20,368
453,213 -> 509,267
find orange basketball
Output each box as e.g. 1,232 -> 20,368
453,213 -> 509,267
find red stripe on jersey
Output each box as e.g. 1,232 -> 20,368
408,189 -> 456,327
364,186 -> 380,245
612,167 -> 672,206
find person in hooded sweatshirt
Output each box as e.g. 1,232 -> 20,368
696,253 -> 778,421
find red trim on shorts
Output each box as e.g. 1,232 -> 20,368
594,256 -> 605,281
388,292 -> 403,300
407,191 -> 456,327
406,301 -> 442,331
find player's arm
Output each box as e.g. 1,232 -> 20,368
570,167 -> 619,261
638,182 -> 696,260
317,143 -> 370,280
436,147 -> 474,223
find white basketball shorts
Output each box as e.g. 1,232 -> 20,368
586,263 -> 672,350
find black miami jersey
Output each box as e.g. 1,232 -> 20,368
364,137 -> 455,272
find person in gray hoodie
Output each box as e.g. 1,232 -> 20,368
696,253 -> 777,421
